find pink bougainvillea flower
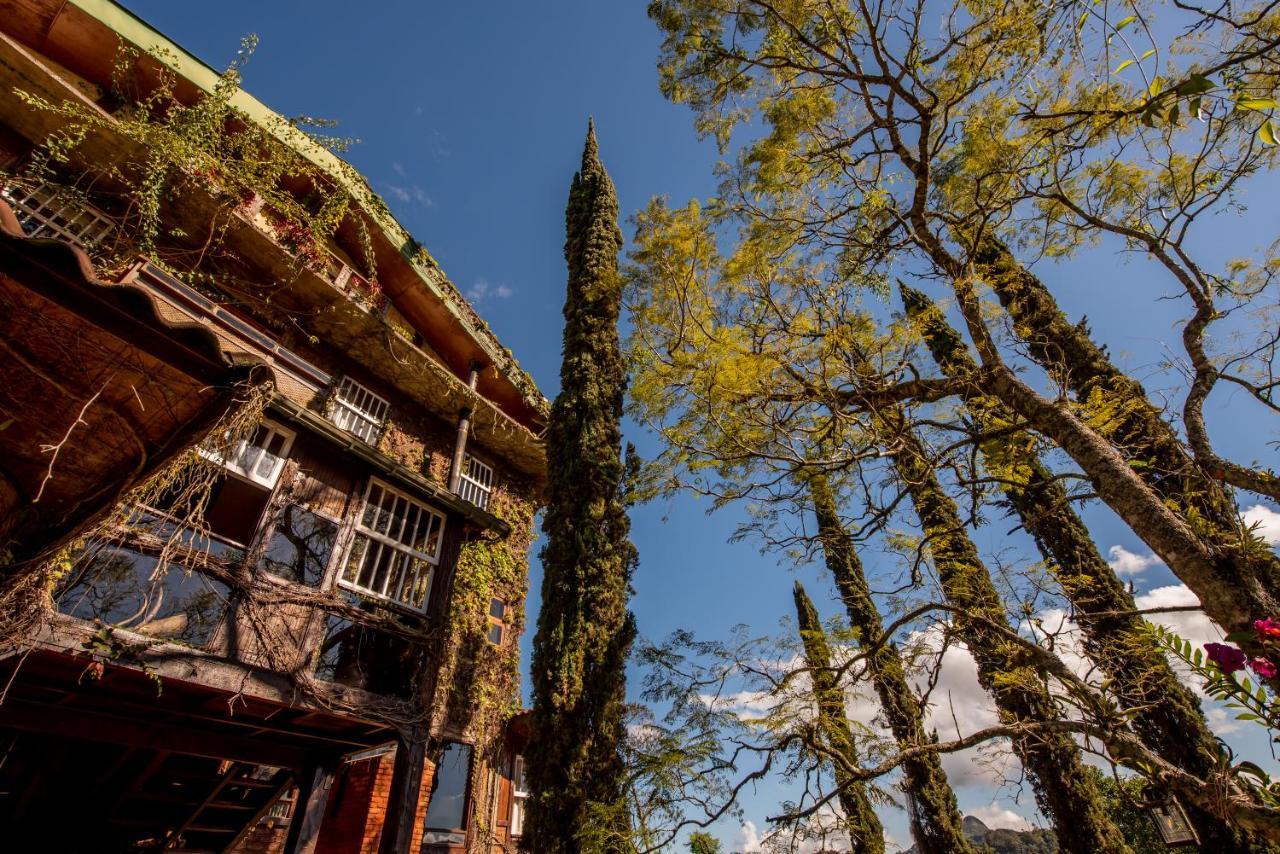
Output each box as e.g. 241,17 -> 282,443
1254,618 -> 1280,641
1249,657 -> 1279,680
1205,642 -> 1247,674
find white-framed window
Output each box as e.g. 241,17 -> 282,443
2,181 -> 116,251
457,453 -> 494,510
329,377 -> 389,445
511,754 -> 528,837
340,479 -> 445,611
201,420 -> 295,489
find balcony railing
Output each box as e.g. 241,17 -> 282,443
1,181 -> 117,254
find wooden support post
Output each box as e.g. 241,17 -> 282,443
284,754 -> 340,854
378,731 -> 428,854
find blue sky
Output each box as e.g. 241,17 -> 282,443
118,2 -> 1280,849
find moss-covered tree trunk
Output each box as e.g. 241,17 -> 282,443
525,121 -> 637,854
872,409 -> 1131,854
902,283 -> 1269,853
974,237 -> 1280,608
804,473 -> 974,854
792,580 -> 885,853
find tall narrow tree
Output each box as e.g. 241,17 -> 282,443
901,282 -> 1267,852
526,121 -> 637,853
803,471 -> 973,854
792,580 -> 885,853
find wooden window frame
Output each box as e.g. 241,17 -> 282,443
337,478 -> 445,612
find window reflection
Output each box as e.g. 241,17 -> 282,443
422,742 -> 471,845
55,545 -> 231,647
314,592 -> 421,698
262,505 -> 337,587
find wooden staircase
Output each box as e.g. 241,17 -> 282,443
109,754 -> 294,852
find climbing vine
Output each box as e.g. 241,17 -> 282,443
12,37 -> 374,334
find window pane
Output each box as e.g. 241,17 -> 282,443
262,505 -> 337,587
489,598 -> 505,619
313,594 -> 421,698
55,545 -> 230,647
423,743 -> 471,832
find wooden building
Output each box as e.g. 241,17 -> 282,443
0,2 -> 544,851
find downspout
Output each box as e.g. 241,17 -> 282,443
448,363 -> 482,494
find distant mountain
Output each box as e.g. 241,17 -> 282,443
904,815 -> 1058,854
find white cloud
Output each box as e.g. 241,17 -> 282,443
969,803 -> 1036,832
385,183 -> 433,208
1207,706 -> 1242,735
467,279 -> 514,302
391,161 -> 406,177
735,820 -> 763,852
1106,545 -> 1163,576
1133,584 -> 1222,650
1242,505 -> 1280,546
899,627 -> 1010,788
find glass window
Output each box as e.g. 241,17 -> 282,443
202,420 -> 295,489
510,755 -> 528,837
261,505 -> 338,587
314,593 -> 421,698
1,181 -> 116,251
329,377 -> 390,444
341,479 -> 445,611
55,544 -> 231,647
486,598 -> 506,646
422,743 -> 471,843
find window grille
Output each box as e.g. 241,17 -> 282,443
457,453 -> 494,510
341,479 -> 444,611
329,377 -> 389,445
2,182 -> 116,251
201,420 -> 295,489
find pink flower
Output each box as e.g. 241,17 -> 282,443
1205,642 -> 1247,674
1250,657 -> 1279,680
1255,618 -> 1280,641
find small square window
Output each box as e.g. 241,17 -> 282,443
261,505 -> 338,587
489,598 -> 506,619
486,623 -> 503,645
201,420 -> 295,489
329,377 -> 390,445
457,454 -> 494,510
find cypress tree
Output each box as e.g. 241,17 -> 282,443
803,472 -> 974,854
792,580 -> 886,853
901,283 -> 1269,853
884,418 -> 1131,854
525,121 -> 638,853
973,237 -> 1280,614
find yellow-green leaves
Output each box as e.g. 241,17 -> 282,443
1261,120 -> 1278,146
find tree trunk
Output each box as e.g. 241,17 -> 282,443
805,473 -> 974,854
793,580 -> 886,853
902,283 -> 1270,853
975,236 -> 1280,607
878,411 -> 1131,854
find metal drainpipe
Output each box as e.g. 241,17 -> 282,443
448,363 -> 482,494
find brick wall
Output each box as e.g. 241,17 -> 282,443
228,818 -> 291,854
226,749 -> 441,854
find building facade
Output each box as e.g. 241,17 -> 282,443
0,2 -> 543,851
